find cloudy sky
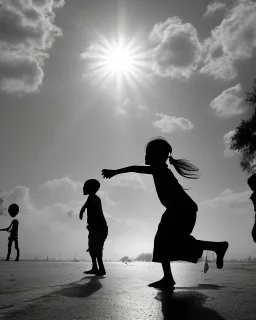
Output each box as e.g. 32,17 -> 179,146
0,0 -> 256,261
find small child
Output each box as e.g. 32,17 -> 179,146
102,137 -> 229,288
79,179 -> 108,276
0,203 -> 20,261
248,173 -> 256,242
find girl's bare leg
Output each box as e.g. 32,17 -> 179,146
198,240 -> 229,269
148,262 -> 176,288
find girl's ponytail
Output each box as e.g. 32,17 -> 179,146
168,156 -> 200,179
145,137 -> 200,179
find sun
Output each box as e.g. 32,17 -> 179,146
82,36 -> 151,88
105,42 -> 134,74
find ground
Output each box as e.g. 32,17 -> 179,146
0,261 -> 255,319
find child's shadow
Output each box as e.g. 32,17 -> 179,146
56,276 -> 103,298
155,288 -> 226,320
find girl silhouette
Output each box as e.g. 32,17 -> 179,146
102,137 -> 228,288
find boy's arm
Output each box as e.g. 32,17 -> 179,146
79,201 -> 88,220
102,166 -> 152,179
0,222 -> 13,232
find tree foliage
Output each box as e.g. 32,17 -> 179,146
230,79 -> 256,174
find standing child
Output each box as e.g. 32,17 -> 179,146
248,173 -> 256,242
102,137 -> 229,288
79,179 -> 108,276
0,203 -> 20,261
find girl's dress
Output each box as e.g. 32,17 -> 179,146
152,165 -> 203,263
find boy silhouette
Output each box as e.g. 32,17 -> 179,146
0,203 -> 20,261
79,179 -> 108,276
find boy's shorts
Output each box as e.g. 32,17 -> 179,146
8,236 -> 18,248
88,227 -> 108,257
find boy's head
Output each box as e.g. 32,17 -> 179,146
8,203 -> 19,217
248,173 -> 256,191
83,179 -> 100,195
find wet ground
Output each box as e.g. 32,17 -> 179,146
0,261 -> 256,319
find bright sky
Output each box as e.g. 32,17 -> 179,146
1,0 -> 256,261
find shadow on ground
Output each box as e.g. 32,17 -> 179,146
56,276 -> 103,298
155,286 -> 226,320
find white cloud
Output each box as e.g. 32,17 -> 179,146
108,173 -> 145,190
0,0 -> 64,94
223,130 -> 239,157
2,186 -> 36,214
200,189 -> 251,210
210,84 -> 246,117
204,2 -> 226,17
98,190 -> 119,206
201,0 -> 256,80
149,16 -> 202,79
153,113 -> 194,133
42,177 -> 82,191
116,98 -> 148,115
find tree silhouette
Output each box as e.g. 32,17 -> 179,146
230,79 -> 256,174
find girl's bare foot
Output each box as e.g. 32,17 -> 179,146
216,241 -> 229,269
148,277 -> 176,289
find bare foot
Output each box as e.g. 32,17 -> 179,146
216,241 -> 229,269
84,268 -> 99,274
148,278 -> 176,289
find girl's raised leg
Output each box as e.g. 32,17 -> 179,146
198,240 -> 229,269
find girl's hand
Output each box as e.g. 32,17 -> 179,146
102,169 -> 115,179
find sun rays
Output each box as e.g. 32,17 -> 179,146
81,36 -> 151,90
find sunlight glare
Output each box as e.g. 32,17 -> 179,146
82,36 -> 151,89
105,42 -> 134,73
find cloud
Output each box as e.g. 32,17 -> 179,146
153,113 -> 194,133
210,84 -> 246,117
204,2 -> 226,17
223,130 -> 239,157
0,0 -> 64,94
200,189 -> 251,210
116,98 -> 148,115
2,186 -> 36,214
42,176 -> 82,191
98,190 -> 119,206
149,16 -> 202,79
107,173 -> 145,190
201,0 -> 256,80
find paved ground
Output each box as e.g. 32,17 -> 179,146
0,261 -> 256,319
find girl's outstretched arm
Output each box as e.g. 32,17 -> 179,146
102,166 -> 152,179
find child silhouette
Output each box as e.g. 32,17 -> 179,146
102,137 -> 229,288
79,179 -> 108,276
0,203 -> 20,261
248,173 -> 256,242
